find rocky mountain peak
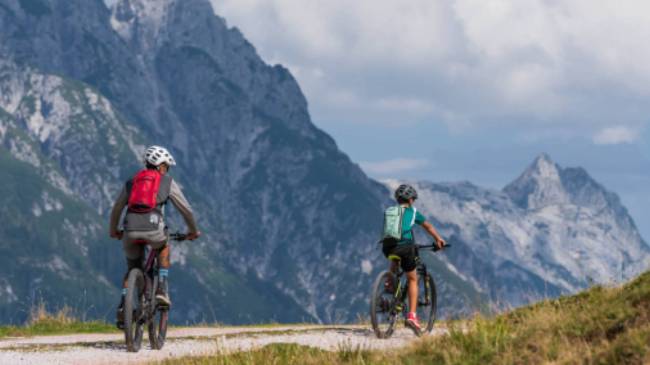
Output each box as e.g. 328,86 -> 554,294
111,0 -> 173,49
503,153 -> 568,209
528,153 -> 559,177
503,154 -> 633,226
110,0 -> 224,52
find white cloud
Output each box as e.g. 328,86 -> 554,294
374,97 -> 435,115
593,126 -> 639,145
359,158 -> 429,176
211,0 -> 650,136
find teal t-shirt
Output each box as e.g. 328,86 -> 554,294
399,206 -> 426,245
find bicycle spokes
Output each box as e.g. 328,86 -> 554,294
370,271 -> 400,339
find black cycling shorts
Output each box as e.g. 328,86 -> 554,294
382,242 -> 418,272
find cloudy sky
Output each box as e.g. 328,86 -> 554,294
208,0 -> 650,237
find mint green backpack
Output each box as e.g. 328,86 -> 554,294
382,205 -> 416,243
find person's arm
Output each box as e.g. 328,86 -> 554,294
109,187 -> 128,239
422,221 -> 446,249
415,211 -> 446,249
168,180 -> 200,239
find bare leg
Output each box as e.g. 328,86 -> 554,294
406,269 -> 418,314
158,244 -> 170,269
156,244 -> 172,306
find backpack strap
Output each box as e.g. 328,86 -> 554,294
156,175 -> 173,210
125,179 -> 134,197
411,207 -> 417,227
399,205 -> 417,242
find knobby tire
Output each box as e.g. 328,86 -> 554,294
124,269 -> 145,352
370,271 -> 398,339
148,275 -> 169,350
416,273 -> 437,333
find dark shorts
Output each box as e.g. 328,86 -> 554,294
382,242 -> 418,272
122,230 -> 168,261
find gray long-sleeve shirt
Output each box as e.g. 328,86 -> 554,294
109,178 -> 198,235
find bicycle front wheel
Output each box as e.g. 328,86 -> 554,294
370,271 -> 399,339
148,275 -> 168,350
124,269 -> 145,352
416,273 -> 437,333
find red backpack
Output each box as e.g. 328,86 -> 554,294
128,169 -> 162,213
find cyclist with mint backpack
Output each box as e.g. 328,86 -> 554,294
381,184 -> 446,334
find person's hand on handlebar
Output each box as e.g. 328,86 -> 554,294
110,229 -> 123,240
186,231 -> 201,241
435,236 -> 446,250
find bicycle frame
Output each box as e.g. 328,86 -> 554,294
390,255 -> 429,312
370,241 -> 449,338
392,270 -> 406,313
141,245 -> 160,297
133,231 -> 187,302
123,232 -> 188,352
388,243 -> 448,316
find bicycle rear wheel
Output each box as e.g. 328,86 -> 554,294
148,275 -> 168,350
370,271 -> 399,339
124,269 -> 145,352
415,273 -> 437,333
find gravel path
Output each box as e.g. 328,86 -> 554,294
0,325 -> 447,364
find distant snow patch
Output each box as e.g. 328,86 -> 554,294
32,204 -> 42,217
41,192 -> 63,212
0,120 -> 7,139
9,138 -> 40,167
0,281 -> 17,303
361,259 -> 372,275
85,88 -> 99,109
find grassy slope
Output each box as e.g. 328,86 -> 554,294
0,305 -> 116,338
161,270 -> 650,365
0,319 -> 116,338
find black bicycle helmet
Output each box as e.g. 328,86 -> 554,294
394,184 -> 418,202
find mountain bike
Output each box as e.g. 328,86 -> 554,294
369,242 -> 449,338
123,232 -> 188,352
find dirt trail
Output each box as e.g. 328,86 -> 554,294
0,325 -> 447,364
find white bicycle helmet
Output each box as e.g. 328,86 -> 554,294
144,145 -> 176,167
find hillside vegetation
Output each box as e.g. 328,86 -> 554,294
0,303 -> 116,338
163,270 -> 650,364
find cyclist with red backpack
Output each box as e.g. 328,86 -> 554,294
109,145 -> 200,328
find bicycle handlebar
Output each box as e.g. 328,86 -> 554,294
117,229 -> 194,242
376,239 -> 450,252
169,232 -> 188,241
417,243 -> 451,252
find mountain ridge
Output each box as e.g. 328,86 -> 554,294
0,0 -> 484,323
388,153 -> 650,307
0,0 -> 645,325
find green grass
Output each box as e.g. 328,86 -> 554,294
159,271 -> 650,365
157,343 -> 375,365
0,304 -> 117,338
0,321 -> 117,338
